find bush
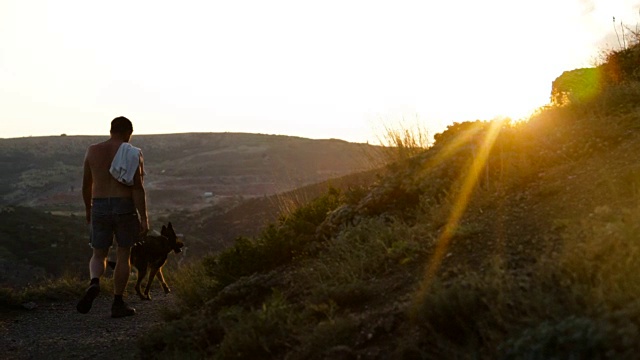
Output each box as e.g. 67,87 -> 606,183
215,292 -> 300,360
289,315 -> 360,360
500,314 -> 640,360
1,275 -> 86,312
138,309 -> 225,360
299,217 -> 427,309
503,317 -> 606,360
207,187 -> 344,288
411,269 -> 508,352
166,260 -> 220,317
557,204 -> 640,310
601,39 -> 640,84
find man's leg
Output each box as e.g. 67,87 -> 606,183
112,246 -> 136,318
77,247 -> 109,314
113,246 -> 131,295
90,247 -> 109,279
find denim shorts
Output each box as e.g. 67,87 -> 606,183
90,197 -> 140,249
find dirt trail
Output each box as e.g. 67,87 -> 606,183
1,293 -> 176,360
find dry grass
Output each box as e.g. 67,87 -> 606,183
363,118 -> 433,167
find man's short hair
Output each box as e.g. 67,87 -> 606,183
110,116 -> 133,134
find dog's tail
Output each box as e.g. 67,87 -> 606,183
107,260 -> 117,270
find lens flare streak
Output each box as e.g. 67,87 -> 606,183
416,119 -> 505,300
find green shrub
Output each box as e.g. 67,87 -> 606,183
207,187 -> 344,288
137,309 -> 224,360
500,314 -> 640,360
302,217 -> 423,287
289,316 -> 360,360
410,257 -> 583,358
21,276 -> 86,301
557,204 -> 640,310
601,39 -> 640,84
412,276 -> 501,350
1,275 -> 86,311
298,217 -> 427,311
215,292 -> 300,360
166,260 -> 220,317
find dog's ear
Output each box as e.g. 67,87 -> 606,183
168,222 -> 173,230
162,225 -> 167,233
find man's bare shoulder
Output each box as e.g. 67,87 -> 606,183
85,140 -> 114,161
93,139 -> 118,150
87,140 -> 106,149
85,143 -> 99,158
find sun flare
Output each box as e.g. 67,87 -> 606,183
413,117 -> 506,303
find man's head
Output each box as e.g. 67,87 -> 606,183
110,116 -> 133,142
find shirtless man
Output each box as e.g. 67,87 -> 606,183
76,116 -> 149,318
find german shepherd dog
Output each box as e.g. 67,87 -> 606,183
110,222 -> 184,300
132,222 -> 184,300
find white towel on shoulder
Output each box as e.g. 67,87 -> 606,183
109,143 -> 142,186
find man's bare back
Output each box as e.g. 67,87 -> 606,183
82,125 -> 148,234
85,139 -> 139,199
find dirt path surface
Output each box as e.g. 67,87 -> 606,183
1,293 -> 176,360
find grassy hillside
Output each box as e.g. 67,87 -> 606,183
133,48 -> 640,357
0,207 -> 88,287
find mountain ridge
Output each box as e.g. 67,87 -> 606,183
0,132 -> 381,212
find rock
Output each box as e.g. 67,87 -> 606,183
209,271 -> 285,309
21,302 -> 37,310
316,204 -> 357,240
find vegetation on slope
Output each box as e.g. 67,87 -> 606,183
0,207 -> 88,279
135,40 -> 640,359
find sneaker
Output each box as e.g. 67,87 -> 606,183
111,301 -> 136,318
76,283 -> 100,314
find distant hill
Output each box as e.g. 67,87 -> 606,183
0,133 -> 380,212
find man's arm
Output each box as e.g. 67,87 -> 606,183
82,149 -> 93,224
132,152 -> 149,235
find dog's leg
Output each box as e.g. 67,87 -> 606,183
156,269 -> 171,294
135,263 -> 150,300
143,266 -> 160,300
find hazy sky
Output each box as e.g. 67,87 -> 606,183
2,0 -> 639,143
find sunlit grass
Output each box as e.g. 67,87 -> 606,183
136,42 -> 640,357
376,119 -> 432,161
